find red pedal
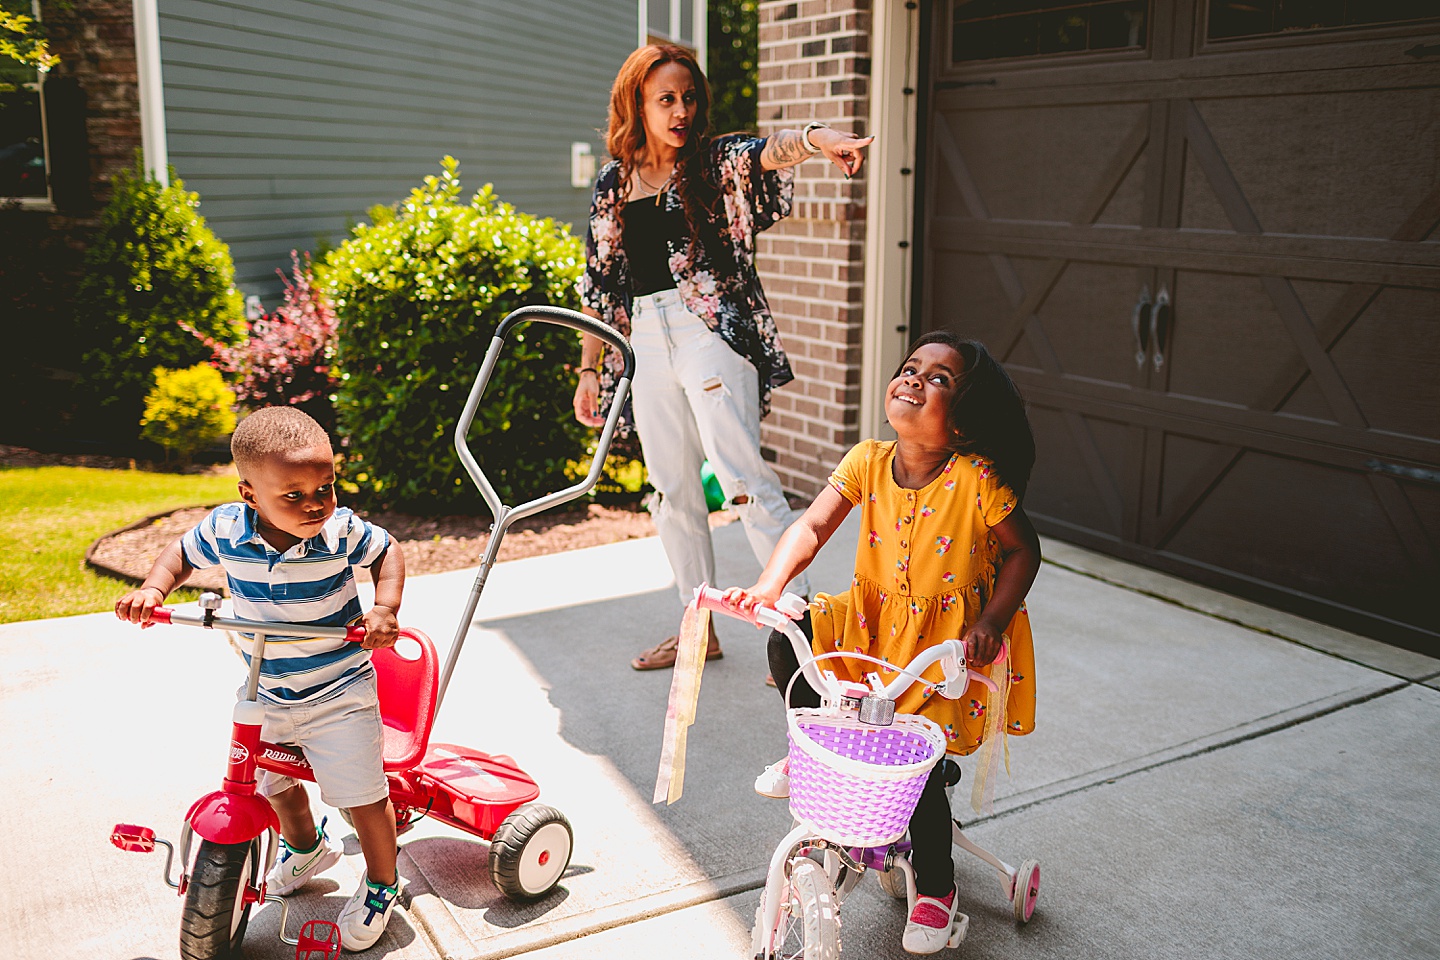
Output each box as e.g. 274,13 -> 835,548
110,824 -> 156,853
295,919 -> 341,960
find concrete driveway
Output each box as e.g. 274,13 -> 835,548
4,517 -> 1437,959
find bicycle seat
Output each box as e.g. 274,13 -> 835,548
372,628 -> 439,771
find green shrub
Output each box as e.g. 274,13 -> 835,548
140,364 -> 237,462
322,157 -> 588,512
72,157 -> 246,446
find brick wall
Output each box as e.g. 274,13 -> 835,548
755,0 -> 872,498
45,0 -> 144,207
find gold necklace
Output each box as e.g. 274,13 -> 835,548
635,165 -> 672,194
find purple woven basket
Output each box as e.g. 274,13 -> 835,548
785,709 -> 946,848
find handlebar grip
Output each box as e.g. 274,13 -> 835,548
345,625 -> 366,644
493,306 -> 636,380
149,607 -> 173,624
692,584 -> 761,627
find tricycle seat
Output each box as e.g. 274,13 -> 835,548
374,628 -> 439,772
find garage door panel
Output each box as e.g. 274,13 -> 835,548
1157,432 -> 1239,521
1026,406 -> 1132,538
1094,145 -> 1150,228
928,251 -> 1029,343
1190,90 -> 1440,240
939,103 -> 1151,224
1165,271 -> 1306,410
1034,262 -> 1151,386
1178,149 -> 1233,232
1162,451 -> 1411,598
1331,287 -> 1440,439
921,2 -> 1440,647
1275,373 -> 1333,422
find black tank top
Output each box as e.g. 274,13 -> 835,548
621,193 -> 684,296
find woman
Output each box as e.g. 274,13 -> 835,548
573,44 -> 871,672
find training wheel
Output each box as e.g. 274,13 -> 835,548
1012,858 -> 1040,923
876,862 -> 908,900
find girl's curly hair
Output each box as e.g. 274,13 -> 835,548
894,332 -> 1036,500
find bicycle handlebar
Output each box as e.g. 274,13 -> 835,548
692,583 -> 1000,702
147,605 -> 366,643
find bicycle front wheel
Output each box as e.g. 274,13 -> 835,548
755,857 -> 839,960
179,838 -> 258,960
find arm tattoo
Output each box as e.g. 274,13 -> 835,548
762,130 -> 814,169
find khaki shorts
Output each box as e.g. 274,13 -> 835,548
252,674 -> 389,809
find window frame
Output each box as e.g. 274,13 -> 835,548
943,0 -> 1154,73
638,0 -> 708,71
0,0 -> 54,209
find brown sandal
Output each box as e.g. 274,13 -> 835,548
632,633 -> 723,670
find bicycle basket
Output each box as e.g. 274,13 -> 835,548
785,708 -> 947,847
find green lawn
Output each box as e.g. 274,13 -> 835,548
0,465 -> 240,624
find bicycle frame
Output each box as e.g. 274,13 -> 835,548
692,585 -> 1027,958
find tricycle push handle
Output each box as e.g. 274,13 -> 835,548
454,304 -> 636,526
440,304 -> 636,715
493,305 -> 636,380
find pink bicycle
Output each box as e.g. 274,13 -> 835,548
109,306 -> 636,960
693,586 -> 1041,959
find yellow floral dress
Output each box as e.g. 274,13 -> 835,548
809,439 -> 1037,756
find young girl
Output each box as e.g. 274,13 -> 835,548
723,332 -> 1041,955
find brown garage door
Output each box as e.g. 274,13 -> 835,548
917,0 -> 1440,652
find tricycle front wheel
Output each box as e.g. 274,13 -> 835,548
179,838 -> 258,960
488,803 -> 573,901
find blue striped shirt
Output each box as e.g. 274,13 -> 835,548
181,503 -> 392,704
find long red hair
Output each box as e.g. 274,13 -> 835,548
605,45 -> 731,268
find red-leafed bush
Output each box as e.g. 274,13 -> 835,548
187,251 -> 338,422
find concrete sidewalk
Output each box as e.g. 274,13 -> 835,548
4,516 -> 1438,960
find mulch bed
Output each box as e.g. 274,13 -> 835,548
2,444 -> 662,589
84,501 -> 662,591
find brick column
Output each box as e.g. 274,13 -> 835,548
755,0 -> 871,498
47,0 -> 144,200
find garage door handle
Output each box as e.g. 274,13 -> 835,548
1150,287 -> 1171,371
1131,286 -> 1152,368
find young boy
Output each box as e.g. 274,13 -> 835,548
115,406 -> 407,951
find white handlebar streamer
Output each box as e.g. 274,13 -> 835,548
652,603 -> 713,805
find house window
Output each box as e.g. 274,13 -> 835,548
1206,1 -> 1440,41
0,60 -> 49,204
951,1 -> 1149,64
639,0 -> 707,69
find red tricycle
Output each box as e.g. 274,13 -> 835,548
110,306 -> 636,959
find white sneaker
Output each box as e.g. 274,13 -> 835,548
337,875 -> 402,951
754,758 -> 790,799
902,887 -> 962,954
266,817 -> 342,896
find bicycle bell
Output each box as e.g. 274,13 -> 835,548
838,682 -> 869,713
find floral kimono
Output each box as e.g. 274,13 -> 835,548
578,135 -> 796,430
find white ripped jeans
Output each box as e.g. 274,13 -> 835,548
629,289 -> 809,605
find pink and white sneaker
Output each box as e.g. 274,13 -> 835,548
902,886 -> 966,954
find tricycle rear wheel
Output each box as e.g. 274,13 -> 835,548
179,838 -> 258,960
488,803 -> 573,900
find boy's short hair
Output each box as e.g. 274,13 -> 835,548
232,406 -> 331,479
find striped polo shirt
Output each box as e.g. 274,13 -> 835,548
181,502 -> 392,705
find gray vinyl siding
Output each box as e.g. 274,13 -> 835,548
157,0 -> 633,301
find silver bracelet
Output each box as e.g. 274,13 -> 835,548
802,121 -> 828,154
